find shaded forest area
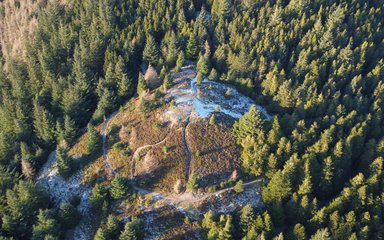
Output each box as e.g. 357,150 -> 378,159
0,0 -> 384,239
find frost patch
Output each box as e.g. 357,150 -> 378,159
36,151 -> 93,240
164,70 -> 271,123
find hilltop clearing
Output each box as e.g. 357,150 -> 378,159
36,65 -> 270,239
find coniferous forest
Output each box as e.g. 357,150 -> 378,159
1,0 -> 384,239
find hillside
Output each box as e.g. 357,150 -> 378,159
36,65 -> 267,239
1,0 -> 384,239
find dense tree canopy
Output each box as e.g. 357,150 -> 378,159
0,0 -> 384,239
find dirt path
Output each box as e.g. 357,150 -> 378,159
182,117 -> 192,182
182,77 -> 198,182
99,83 -> 264,217
102,113 -> 118,175
101,115 -> 263,207
131,136 -> 168,178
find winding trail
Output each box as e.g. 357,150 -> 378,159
101,112 -> 262,207
131,136 -> 168,178
99,77 -> 264,217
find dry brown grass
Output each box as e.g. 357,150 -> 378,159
64,70 -> 241,193
188,118 -> 240,187
106,98 -> 187,192
134,124 -> 186,192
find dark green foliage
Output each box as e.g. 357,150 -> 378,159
136,73 -> 147,95
89,183 -> 109,209
59,202 -> 81,229
0,0 -> 383,239
139,99 -> 163,115
95,215 -> 122,240
186,173 -> 199,191
2,181 -> 49,238
175,51 -> 185,72
262,171 -> 292,204
240,204 -> 255,234
186,33 -> 198,60
119,217 -> 142,240
110,175 -> 131,199
143,35 -> 161,66
197,54 -> 210,75
87,124 -> 101,155
32,209 -> 60,240
57,141 -> 76,179
233,105 -> 265,144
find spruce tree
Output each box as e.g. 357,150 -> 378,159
63,115 -> 77,144
233,180 -> 244,193
119,218 -> 142,240
197,54 -> 210,75
2,181 -> 48,238
32,209 -> 60,240
233,105 -> 265,144
186,173 -> 199,191
57,141 -> 75,179
137,73 -> 148,95
186,33 -> 198,60
165,31 -> 179,68
20,142 -> 35,179
116,57 -> 133,100
110,175 -> 130,199
59,202 -> 81,229
143,35 -> 161,65
87,124 -> 101,154
209,114 -> 216,125
175,51 -> 185,72
89,183 -> 108,209
220,0 -> 232,20
240,204 -> 255,234
218,216 -> 233,240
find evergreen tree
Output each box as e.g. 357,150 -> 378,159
33,100 -> 56,146
197,54 -> 210,75
240,204 -> 255,234
2,181 -> 48,238
137,73 -> 148,95
186,173 -> 199,191
143,35 -> 161,65
234,180 -> 244,193
87,124 -> 101,155
116,57 -> 133,100
110,175 -> 130,199
57,141 -> 75,179
218,215 -> 233,240
186,33 -> 198,60
119,217 -> 142,240
176,51 -> 185,72
233,105 -> 265,144
32,209 -> 60,240
89,183 -> 109,209
262,171 -> 292,204
310,228 -> 331,240
59,202 -> 81,229
61,115 -> 77,144
219,0 -> 232,20
20,142 -> 35,179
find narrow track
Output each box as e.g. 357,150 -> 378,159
182,117 -> 192,182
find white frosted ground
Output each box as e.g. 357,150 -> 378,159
164,76 -> 272,123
